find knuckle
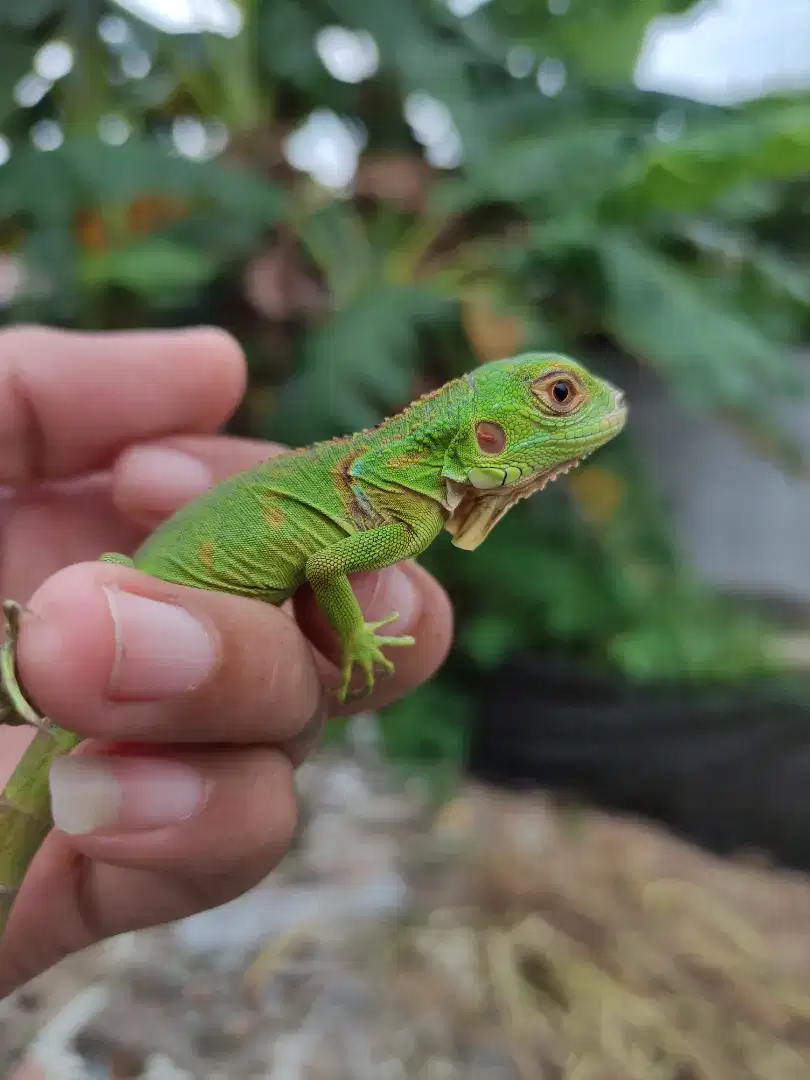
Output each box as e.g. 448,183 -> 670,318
247,751 -> 298,854
216,606 -> 319,733
268,633 -> 320,718
191,752 -> 297,869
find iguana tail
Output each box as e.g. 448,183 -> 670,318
0,601 -> 82,939
0,725 -> 81,936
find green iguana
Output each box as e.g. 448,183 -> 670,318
0,351 -> 627,940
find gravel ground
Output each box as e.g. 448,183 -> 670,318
6,715 -> 810,1080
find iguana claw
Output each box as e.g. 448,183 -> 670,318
337,612 -> 416,703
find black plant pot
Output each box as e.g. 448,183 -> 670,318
464,652 -> 810,872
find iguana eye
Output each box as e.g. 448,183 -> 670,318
532,372 -> 582,413
476,421 -> 506,455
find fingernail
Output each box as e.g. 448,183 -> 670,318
103,588 -> 217,699
354,564 -> 419,631
119,447 -> 213,504
50,755 -> 206,835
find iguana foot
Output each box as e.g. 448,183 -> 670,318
0,600 -> 52,733
338,613 -> 416,703
99,552 -> 135,566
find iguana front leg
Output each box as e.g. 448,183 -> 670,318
306,510 -> 444,701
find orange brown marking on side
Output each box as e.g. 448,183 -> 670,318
262,501 -> 286,529
387,452 -> 424,470
330,450 -> 385,529
331,451 -> 361,512
199,539 -> 215,570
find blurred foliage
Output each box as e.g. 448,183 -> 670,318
1,0 -> 809,752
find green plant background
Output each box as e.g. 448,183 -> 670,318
1,0 -> 808,770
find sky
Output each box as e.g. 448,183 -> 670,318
635,0 -> 810,105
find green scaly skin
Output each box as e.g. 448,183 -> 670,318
0,352 -> 627,941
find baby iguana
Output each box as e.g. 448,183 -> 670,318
0,351 -> 627,939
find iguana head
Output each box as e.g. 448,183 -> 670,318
441,352 -> 627,550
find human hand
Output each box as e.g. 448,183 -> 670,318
0,325 -> 453,996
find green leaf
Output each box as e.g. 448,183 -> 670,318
460,613 -> 515,668
0,146 -> 78,225
259,0 -> 325,88
271,281 -> 454,443
439,122 -> 641,212
379,680 -> 470,781
0,0 -> 59,29
12,226 -> 83,321
745,246 -> 810,307
296,201 -> 374,307
326,0 -> 476,112
610,594 -> 775,683
600,233 -> 806,412
481,0 -> 694,83
547,0 -> 687,84
0,41 -> 37,126
0,138 -> 286,231
67,139 -> 286,225
81,239 -> 217,298
689,230 -> 810,343
611,98 -> 810,213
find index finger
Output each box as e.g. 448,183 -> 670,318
0,326 -> 246,485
